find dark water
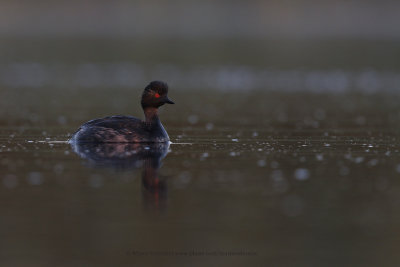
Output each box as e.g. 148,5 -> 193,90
0,33 -> 400,266
1,88 -> 400,266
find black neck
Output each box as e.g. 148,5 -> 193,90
143,107 -> 160,123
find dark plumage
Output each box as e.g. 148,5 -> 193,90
69,81 -> 174,143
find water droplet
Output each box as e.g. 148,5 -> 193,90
174,171 -> 192,188
57,116 -> 67,125
179,171 -> 191,184
282,195 -> 304,217
314,108 -> 326,120
339,166 -> 350,176
200,152 -> 209,161
375,177 -> 388,192
354,157 -> 364,164
270,161 -> 279,169
294,168 -> 310,181
271,170 -> 283,181
53,164 -> 64,175
355,116 -> 366,125
367,159 -> 378,167
27,172 -> 43,185
3,174 -> 18,188
205,123 -> 214,130
396,164 -> 400,173
89,174 -> 104,188
277,112 -> 288,123
257,159 -> 266,167
188,115 -> 199,124
270,170 -> 288,193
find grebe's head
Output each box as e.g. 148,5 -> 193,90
141,81 -> 174,109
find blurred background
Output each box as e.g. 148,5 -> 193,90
2,1 -> 400,266
1,0 -> 400,92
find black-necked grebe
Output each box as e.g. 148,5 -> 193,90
69,81 -> 174,143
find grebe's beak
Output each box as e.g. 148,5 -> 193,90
165,97 -> 175,104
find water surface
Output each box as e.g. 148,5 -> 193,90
1,89 -> 400,266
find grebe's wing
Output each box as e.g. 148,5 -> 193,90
80,115 -> 142,129
70,115 -> 145,143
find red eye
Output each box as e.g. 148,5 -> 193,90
155,93 -> 160,98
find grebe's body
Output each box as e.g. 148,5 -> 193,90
69,81 -> 174,144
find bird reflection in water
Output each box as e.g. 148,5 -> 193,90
70,142 -> 170,210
